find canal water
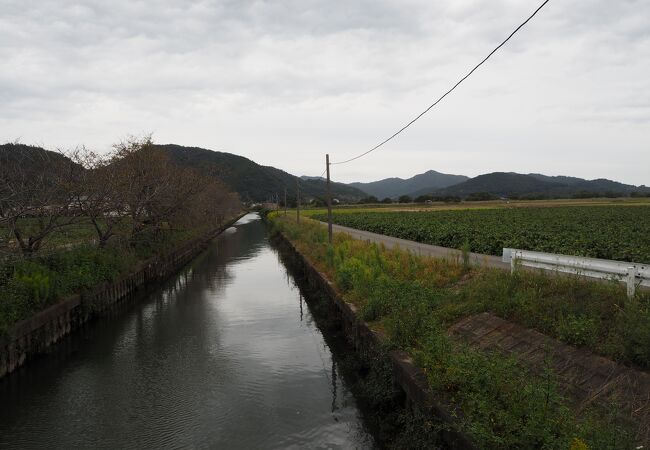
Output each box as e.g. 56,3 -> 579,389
0,214 -> 375,449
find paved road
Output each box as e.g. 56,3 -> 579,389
321,221 -> 510,270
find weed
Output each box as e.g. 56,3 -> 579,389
461,240 -> 471,272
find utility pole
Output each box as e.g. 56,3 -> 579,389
326,154 -> 332,244
284,187 -> 287,216
296,178 -> 300,224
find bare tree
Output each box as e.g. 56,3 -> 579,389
66,146 -> 129,247
1,137 -> 242,259
167,172 -> 240,230
109,136 -> 180,240
0,144 -> 81,254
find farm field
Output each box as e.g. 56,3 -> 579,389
312,205 -> 650,263
302,196 -> 650,216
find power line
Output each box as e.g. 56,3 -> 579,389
330,0 -> 550,166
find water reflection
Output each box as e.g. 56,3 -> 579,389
0,214 -> 374,449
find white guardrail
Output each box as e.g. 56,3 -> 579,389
502,248 -> 650,299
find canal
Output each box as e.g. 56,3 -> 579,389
0,213 -> 376,449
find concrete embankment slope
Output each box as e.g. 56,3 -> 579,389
0,213 -> 246,379
451,313 -> 650,442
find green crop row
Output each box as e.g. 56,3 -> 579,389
313,206 -> 650,263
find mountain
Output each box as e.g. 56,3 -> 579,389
428,173 -> 557,198
0,143 -> 79,175
527,173 -> 585,185
0,143 -> 367,203
349,170 -> 468,199
527,173 -> 643,193
158,144 -> 367,202
428,172 -> 650,199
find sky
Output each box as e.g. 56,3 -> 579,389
1,0 -> 649,185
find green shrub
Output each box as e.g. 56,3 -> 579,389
361,276 -> 398,322
617,296 -> 650,367
461,240 -> 471,272
335,257 -> 364,292
14,263 -> 53,307
557,314 -> 598,347
1,237 -> 156,334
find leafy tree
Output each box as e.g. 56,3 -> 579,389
466,192 -> 498,201
359,196 -> 379,204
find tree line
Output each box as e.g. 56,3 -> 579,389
0,137 -> 241,256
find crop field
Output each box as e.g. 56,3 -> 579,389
312,205 -> 650,263
302,197 -> 650,216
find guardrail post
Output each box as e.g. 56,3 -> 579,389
627,267 -> 636,299
510,252 -> 517,274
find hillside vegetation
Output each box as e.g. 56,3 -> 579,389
159,144 -> 367,202
415,172 -> 650,199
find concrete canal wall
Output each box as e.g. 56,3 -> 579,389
274,231 -> 476,450
0,214 -> 246,379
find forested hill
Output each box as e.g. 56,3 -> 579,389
429,172 -> 650,199
0,143 -> 367,203
158,144 -> 367,203
0,143 -> 79,174
349,170 -> 468,199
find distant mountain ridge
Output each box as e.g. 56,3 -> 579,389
429,172 -> 650,199
158,144 -> 367,202
4,143 -> 647,202
348,170 -> 468,199
0,143 -> 367,203
0,143 -> 79,174
345,169 -> 649,200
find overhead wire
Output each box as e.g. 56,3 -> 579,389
330,0 -> 551,166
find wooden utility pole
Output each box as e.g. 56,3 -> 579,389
284,187 -> 287,215
326,154 -> 333,244
296,178 -> 300,224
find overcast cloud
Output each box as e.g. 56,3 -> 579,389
1,0 -> 648,185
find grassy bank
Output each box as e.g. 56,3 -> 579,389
0,225 -> 209,335
270,214 -> 647,449
273,240 -> 445,449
